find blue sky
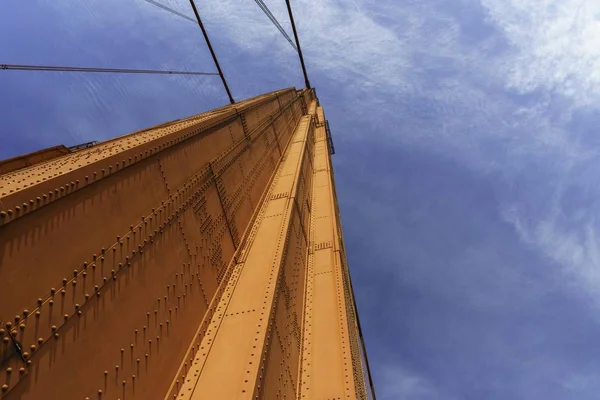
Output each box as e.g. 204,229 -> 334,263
3,0 -> 600,398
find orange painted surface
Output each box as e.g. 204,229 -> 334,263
0,145 -> 71,175
0,87 -> 367,400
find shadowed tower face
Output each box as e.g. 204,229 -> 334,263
0,88 -> 367,400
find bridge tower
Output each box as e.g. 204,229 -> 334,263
0,88 -> 368,399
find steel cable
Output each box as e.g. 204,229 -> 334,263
254,0 -> 298,51
141,0 -> 197,23
0,63 -> 219,76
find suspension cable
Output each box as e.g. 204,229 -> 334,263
142,0 -> 297,53
141,0 -> 196,23
0,63 -> 219,76
253,0 -> 297,51
284,0 -> 311,89
188,0 -> 235,104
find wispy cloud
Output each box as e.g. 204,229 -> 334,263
482,0 -> 600,107
197,0 -> 598,175
379,364 -> 448,400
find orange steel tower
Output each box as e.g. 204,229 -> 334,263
0,88 -> 369,399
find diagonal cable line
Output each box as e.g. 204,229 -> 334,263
0,63 -> 219,76
253,0 -> 298,51
141,0 -> 297,52
188,0 -> 235,104
285,0 -> 311,88
141,0 -> 197,23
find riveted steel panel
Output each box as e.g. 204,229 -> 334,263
298,103 -> 367,400
174,102 -> 312,400
0,88 -> 307,399
0,88 -> 367,400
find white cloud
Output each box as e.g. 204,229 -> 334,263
199,0 -> 412,89
472,1 -> 600,305
379,364 -> 447,400
501,185 -> 600,308
481,0 -> 600,107
205,0 -> 597,173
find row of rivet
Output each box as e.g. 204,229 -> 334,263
81,174 -> 226,399
250,206 -> 294,399
299,165 -> 319,398
90,236 -> 214,400
242,125 -> 309,398
5,164 -> 215,329
167,259 -> 244,399
0,106 -> 263,227
170,148 -> 289,398
6,92 -> 299,398
0,167 -> 219,395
